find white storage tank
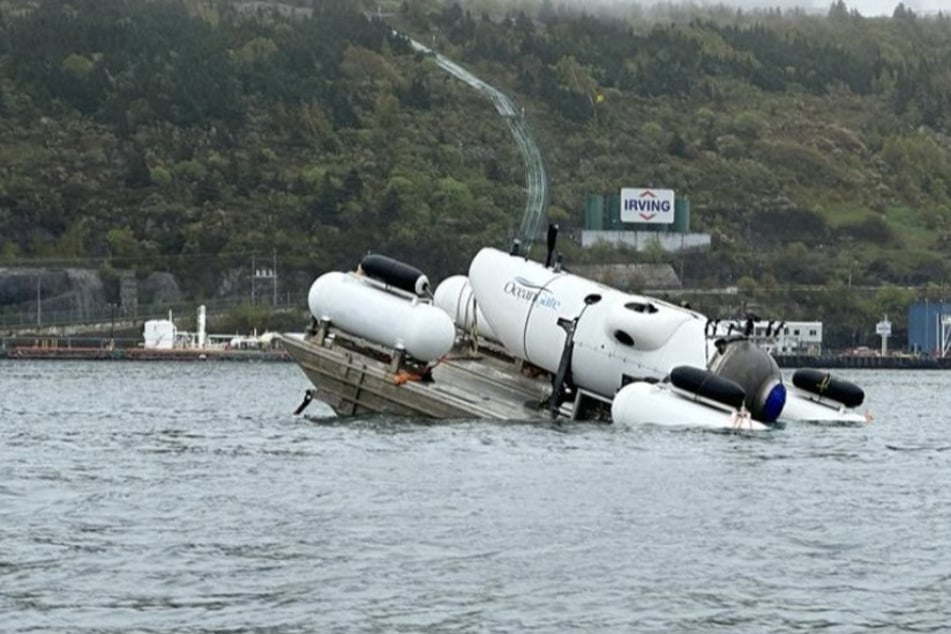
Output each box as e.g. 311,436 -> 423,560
433,274 -> 497,341
143,319 -> 176,350
308,272 -> 455,362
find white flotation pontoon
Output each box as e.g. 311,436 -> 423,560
611,366 -> 770,431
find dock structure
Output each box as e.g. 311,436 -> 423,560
278,328 -> 611,421
0,344 -> 289,362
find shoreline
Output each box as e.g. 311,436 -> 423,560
773,354 -> 951,370
1,346 -> 945,368
0,346 -> 291,362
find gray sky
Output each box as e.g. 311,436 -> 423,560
555,0 -> 944,17
752,0 -> 940,16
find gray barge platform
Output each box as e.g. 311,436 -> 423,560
278,327 -> 610,422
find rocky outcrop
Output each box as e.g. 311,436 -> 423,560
139,272 -> 182,305
0,268 -> 107,321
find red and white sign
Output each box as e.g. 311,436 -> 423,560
620,188 -> 675,224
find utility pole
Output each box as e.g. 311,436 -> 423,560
35,274 -> 41,326
251,253 -> 277,306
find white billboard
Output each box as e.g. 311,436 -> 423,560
620,188 -> 675,224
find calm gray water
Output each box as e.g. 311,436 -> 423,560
1,361 -> 949,632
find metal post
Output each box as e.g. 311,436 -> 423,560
679,233 -> 686,285
876,314 -> 891,357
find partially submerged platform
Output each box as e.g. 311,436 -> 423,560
278,330 -> 610,421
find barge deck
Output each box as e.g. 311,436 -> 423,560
278,329 -> 610,422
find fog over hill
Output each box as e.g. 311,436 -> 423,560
446,0 -> 944,18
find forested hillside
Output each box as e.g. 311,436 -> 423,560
0,0 -> 527,295
3,0 -> 951,345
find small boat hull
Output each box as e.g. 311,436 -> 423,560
780,390 -> 869,424
612,381 -> 770,431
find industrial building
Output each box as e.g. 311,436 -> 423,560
719,319 -> 823,356
907,300 -> 951,357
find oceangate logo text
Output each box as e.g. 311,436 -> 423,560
503,277 -> 560,309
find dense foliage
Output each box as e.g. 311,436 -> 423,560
3,0 -> 951,346
0,0 -> 525,295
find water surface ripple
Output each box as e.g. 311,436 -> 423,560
2,362 -> 949,632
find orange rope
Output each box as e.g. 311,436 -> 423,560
393,370 -> 422,385
393,356 -> 447,386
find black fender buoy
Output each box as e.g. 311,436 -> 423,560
670,366 -> 747,411
359,254 -> 430,296
792,369 -> 865,408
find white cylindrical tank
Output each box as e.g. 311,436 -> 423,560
467,247 -> 708,397
197,304 -> 207,349
432,275 -> 496,341
308,272 -> 455,362
612,382 -> 768,431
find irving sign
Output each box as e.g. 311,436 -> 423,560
620,188 -> 675,224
